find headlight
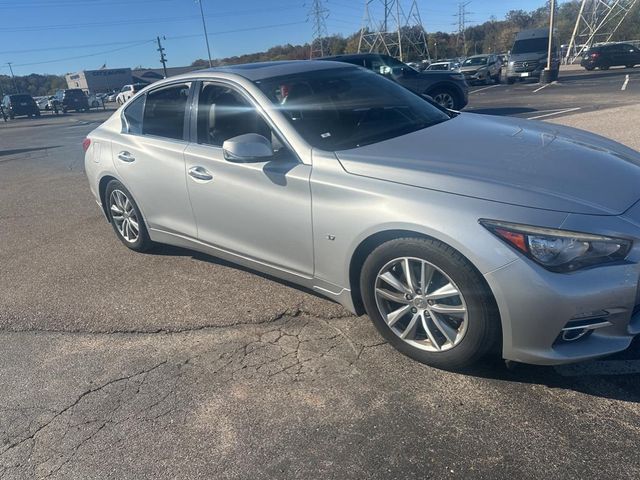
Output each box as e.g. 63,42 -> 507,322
480,220 -> 631,272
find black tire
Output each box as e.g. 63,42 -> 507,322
584,66 -> 594,71
360,237 -> 500,371
506,77 -> 515,85
600,65 -> 609,70
626,65 -> 634,68
105,179 -> 153,252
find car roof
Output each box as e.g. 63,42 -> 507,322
198,60 -> 353,81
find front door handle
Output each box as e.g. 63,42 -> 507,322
188,166 -> 213,181
117,151 -> 135,163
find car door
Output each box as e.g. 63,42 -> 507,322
183,81 -> 313,277
110,82 -> 197,238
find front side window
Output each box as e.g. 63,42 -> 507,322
255,67 -> 450,151
142,83 -> 190,140
196,82 -> 287,155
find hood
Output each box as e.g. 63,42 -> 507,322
334,113 -> 640,215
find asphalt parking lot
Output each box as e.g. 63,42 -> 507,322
2,67 -> 640,479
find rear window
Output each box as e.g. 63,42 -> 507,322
512,37 -> 549,54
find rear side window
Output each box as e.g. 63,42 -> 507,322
142,83 -> 190,140
123,94 -> 145,134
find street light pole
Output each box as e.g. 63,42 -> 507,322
197,0 -> 213,67
7,62 -> 18,93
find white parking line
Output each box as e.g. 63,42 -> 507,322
526,107 -> 581,120
622,74 -> 630,91
554,359 -> 640,377
532,83 -> 550,93
469,85 -> 501,94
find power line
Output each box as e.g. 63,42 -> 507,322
0,4 -> 306,32
0,40 -> 155,69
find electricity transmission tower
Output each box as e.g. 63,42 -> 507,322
453,1 -> 472,56
565,0 -> 639,63
358,0 -> 430,62
309,0 -> 330,58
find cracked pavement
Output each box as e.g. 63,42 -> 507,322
2,104 -> 640,479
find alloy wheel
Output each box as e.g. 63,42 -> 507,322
109,189 -> 139,243
374,257 -> 468,352
432,92 -> 455,109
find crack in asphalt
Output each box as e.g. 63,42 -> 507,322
0,361 -> 167,459
0,310 -> 357,336
0,315 -> 387,478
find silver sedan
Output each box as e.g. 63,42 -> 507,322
84,61 -> 640,370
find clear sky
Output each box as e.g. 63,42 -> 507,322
0,0 -> 554,76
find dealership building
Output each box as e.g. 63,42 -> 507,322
65,68 -> 133,93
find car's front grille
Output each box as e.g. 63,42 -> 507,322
512,61 -> 538,72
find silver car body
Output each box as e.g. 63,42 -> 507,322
84,61 -> 640,365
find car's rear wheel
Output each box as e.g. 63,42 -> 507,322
506,77 -> 515,84
427,88 -> 458,110
105,180 -> 152,252
360,237 -> 499,370
600,65 -> 610,70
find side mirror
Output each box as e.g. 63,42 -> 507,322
222,133 -> 273,163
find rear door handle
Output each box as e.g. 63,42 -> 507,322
117,151 -> 135,163
188,166 -> 213,181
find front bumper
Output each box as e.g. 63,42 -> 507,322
462,70 -> 488,83
485,257 -> 640,365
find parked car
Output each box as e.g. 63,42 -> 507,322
84,61 -> 640,370
87,93 -> 104,109
580,43 -> 640,70
320,53 -> 469,110
425,61 -> 460,72
55,88 -> 90,113
106,91 -> 119,102
459,54 -> 502,85
116,83 -> 146,105
1,94 -> 40,118
34,96 -> 50,110
506,28 -> 559,84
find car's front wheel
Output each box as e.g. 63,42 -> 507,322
427,88 -> 459,110
360,237 -> 499,370
105,180 -> 152,252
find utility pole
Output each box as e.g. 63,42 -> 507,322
7,62 -> 18,93
309,0 -> 330,59
196,0 -> 213,67
157,36 -> 168,78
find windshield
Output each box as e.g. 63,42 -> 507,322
463,57 -> 488,66
254,67 -> 450,151
427,64 -> 448,70
65,89 -> 85,98
512,37 -> 549,54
